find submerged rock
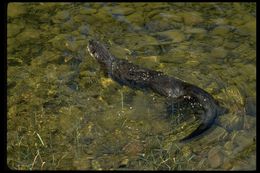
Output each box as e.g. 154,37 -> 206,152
211,18 -> 228,25
243,115 -> 256,130
48,34 -> 72,51
216,113 -> 244,132
7,23 -> 24,37
159,48 -> 188,63
180,12 -> 204,26
210,47 -> 228,59
245,97 -> 256,116
138,55 -> 158,63
156,30 -> 185,43
52,10 -> 70,23
237,21 -> 256,37
119,158 -> 129,168
8,3 -> 27,18
231,130 -> 255,155
185,27 -> 207,34
78,25 -> 89,35
134,55 -> 160,69
122,140 -> 144,156
223,41 -> 240,49
231,160 -> 255,170
208,147 -> 225,168
211,26 -> 230,36
16,27 -> 40,42
144,20 -> 176,32
200,126 -> 228,143
209,36 -> 224,47
224,141 -> 234,151
125,12 -> 144,26
79,7 -> 97,15
111,7 -> 134,16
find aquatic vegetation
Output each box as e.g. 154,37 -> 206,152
7,2 -> 255,170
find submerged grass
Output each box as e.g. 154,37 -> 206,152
7,2 -> 256,170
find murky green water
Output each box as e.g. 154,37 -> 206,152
7,2 -> 256,170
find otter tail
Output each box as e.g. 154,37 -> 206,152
180,87 -> 224,142
179,100 -> 226,142
179,122 -> 212,142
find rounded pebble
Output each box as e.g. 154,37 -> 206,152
208,147 -> 224,168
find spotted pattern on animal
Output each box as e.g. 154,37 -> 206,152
87,39 -> 227,142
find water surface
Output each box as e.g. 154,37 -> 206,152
7,2 -> 256,170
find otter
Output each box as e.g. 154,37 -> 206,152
87,39 -> 227,142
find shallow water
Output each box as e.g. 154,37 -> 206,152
7,2 -> 256,170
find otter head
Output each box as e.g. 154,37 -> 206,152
87,39 -> 115,68
87,39 -> 99,58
